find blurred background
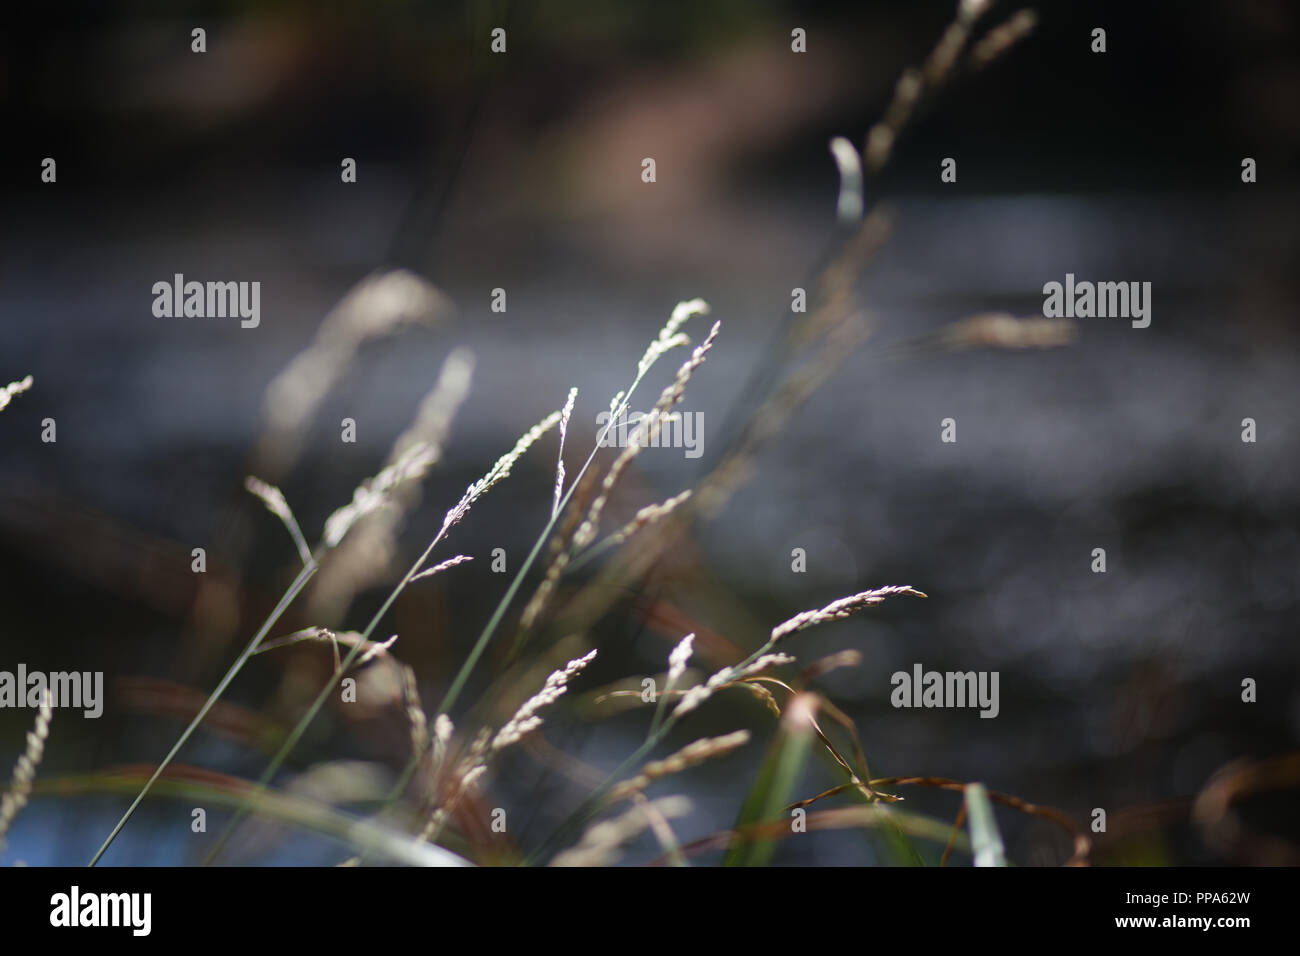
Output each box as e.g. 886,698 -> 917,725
1,0 -> 1298,865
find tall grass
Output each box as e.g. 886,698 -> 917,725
1,2 -> 1105,868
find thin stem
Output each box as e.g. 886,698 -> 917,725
88,559 -> 319,866
648,670 -> 676,739
204,317 -> 696,864
564,531 -> 621,575
435,509 -> 556,715
526,732 -> 661,866
531,637 -> 778,864
200,519 -> 458,865
440,354 -> 667,712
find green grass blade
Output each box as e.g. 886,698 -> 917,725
723,694 -> 816,866
964,782 -> 1007,867
872,810 -> 928,865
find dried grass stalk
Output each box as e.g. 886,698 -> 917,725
0,692 -> 53,857
770,586 -> 926,643
0,375 -> 33,413
244,477 -> 312,566
552,387 -> 578,518
409,554 -> 473,582
519,302 -> 711,631
310,348 -> 475,618
492,650 -> 598,752
255,268 -> 455,477
610,730 -> 750,801
549,795 -> 693,867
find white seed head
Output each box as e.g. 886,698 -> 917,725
491,649 -> 598,751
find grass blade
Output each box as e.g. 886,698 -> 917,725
964,782 -> 1007,867
34,769 -> 469,867
723,693 -> 816,866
